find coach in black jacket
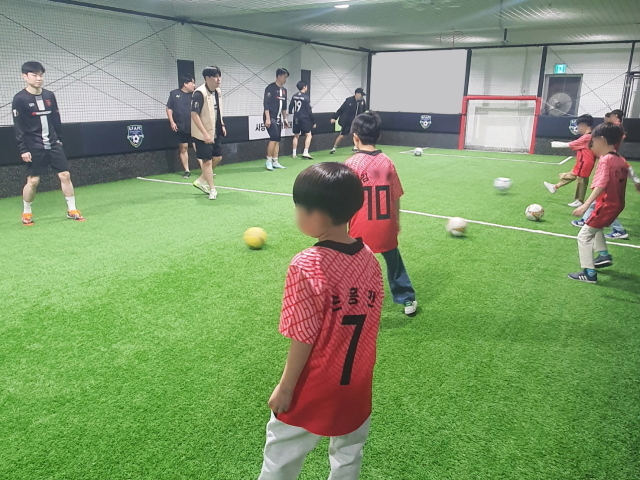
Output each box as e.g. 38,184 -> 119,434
330,87 -> 367,154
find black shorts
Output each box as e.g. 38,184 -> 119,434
293,119 -> 312,135
193,137 -> 222,160
267,120 -> 282,141
176,130 -> 192,144
340,124 -> 352,136
27,144 -> 69,177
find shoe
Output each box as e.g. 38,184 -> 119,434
605,231 -> 629,240
568,270 -> 597,283
266,160 -> 274,171
352,147 -> 357,152
330,149 -> 336,155
292,154 -> 297,158
567,200 -> 583,207
593,254 -> 613,268
273,161 -> 286,169
22,213 -> 34,226
182,171 -> 191,179
209,188 -> 218,200
193,181 -> 210,194
301,153 -> 314,160
571,220 -> 585,228
544,181 -> 557,194
67,210 -> 85,221
404,300 -> 418,315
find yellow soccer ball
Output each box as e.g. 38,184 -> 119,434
244,227 -> 267,250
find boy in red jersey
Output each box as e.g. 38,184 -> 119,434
544,114 -> 595,207
345,112 -> 417,315
569,123 -> 627,283
258,163 -> 384,480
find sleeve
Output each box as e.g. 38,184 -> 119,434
591,157 -> 609,189
568,134 -> 590,151
12,96 -> 28,154
51,94 -> 63,143
288,96 -> 295,115
263,85 -> 272,112
332,98 -> 347,120
191,91 -> 204,115
166,92 -> 174,109
279,263 -> 325,345
388,163 -> 404,201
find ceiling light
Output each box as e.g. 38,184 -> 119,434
334,3 -> 350,9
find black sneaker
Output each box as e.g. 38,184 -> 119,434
330,149 -> 336,155
352,147 -> 357,152
182,171 -> 191,179
568,270 -> 597,283
593,254 -> 613,268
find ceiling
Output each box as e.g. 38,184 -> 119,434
50,0 -> 640,50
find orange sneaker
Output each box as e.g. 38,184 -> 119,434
22,213 -> 34,226
67,210 -> 85,221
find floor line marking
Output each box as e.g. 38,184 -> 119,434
136,177 -> 640,250
399,151 -> 573,165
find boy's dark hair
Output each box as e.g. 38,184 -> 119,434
591,122 -> 624,146
296,80 -> 307,91
276,67 -> 289,78
576,114 -> 593,127
610,109 -> 624,120
202,66 -> 221,78
351,112 -> 381,146
22,61 -> 45,75
293,162 -> 364,226
180,74 -> 195,87
604,112 -> 611,118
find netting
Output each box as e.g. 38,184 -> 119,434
462,97 -> 539,153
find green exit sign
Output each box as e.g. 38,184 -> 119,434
554,64 -> 567,74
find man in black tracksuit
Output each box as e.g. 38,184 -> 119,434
330,87 -> 367,154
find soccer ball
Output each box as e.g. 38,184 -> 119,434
525,204 -> 544,221
414,147 -> 423,156
244,227 -> 267,249
446,217 -> 468,237
493,177 -> 512,192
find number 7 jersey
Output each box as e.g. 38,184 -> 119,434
346,150 -> 404,253
278,239 -> 384,437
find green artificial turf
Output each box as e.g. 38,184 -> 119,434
1,146 -> 639,479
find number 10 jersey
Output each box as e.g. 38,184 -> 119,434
277,239 -> 384,436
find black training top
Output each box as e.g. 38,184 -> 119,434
166,89 -> 193,134
288,92 -> 314,124
264,82 -> 287,119
12,88 -> 62,153
332,96 -> 366,128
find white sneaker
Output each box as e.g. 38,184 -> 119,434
209,188 -> 218,200
567,200 -> 583,207
404,300 -> 418,315
266,160 -> 274,171
273,161 -> 286,169
543,181 -> 557,194
292,154 -> 297,158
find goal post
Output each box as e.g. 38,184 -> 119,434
458,96 -> 542,154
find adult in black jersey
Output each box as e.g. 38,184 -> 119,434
263,68 -> 290,171
288,81 -> 316,160
167,74 -> 197,178
330,88 -> 367,154
12,61 -> 84,226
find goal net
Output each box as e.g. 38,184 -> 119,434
459,96 -> 541,154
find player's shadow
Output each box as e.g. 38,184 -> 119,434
599,270 -> 640,296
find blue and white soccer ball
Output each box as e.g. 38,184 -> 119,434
414,147 -> 423,156
493,177 -> 512,192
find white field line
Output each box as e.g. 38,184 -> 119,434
399,150 -> 574,166
136,177 -> 640,250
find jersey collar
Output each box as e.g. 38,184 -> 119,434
315,238 -> 364,256
355,149 -> 382,156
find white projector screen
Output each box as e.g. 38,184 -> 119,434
370,50 -> 467,114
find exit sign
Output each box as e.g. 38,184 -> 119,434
554,64 -> 567,74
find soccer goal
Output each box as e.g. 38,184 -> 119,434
459,96 -> 542,154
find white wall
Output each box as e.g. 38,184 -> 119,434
0,0 -> 366,126
468,47 -> 542,97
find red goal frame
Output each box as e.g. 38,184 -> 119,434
458,95 -> 542,154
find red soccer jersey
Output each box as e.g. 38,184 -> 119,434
277,240 -> 384,437
587,152 -> 629,229
569,133 -> 596,177
346,151 -> 404,253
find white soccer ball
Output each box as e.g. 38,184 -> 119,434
493,177 -> 512,192
414,147 -> 423,156
525,204 -> 544,221
446,217 -> 468,237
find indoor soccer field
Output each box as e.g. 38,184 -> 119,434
2,146 -> 639,480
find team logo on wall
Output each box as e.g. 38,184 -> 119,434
127,125 -> 144,148
569,119 -> 579,136
420,115 -> 432,129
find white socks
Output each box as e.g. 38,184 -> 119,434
267,156 -> 273,162
303,149 -> 309,155
292,149 -> 297,156
273,158 -> 279,163
23,201 -> 32,214
65,196 -> 76,211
